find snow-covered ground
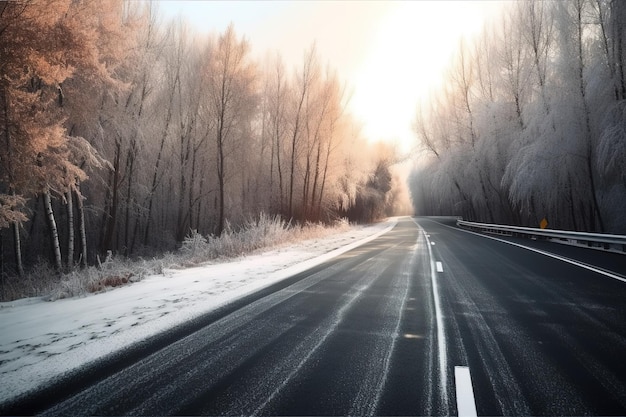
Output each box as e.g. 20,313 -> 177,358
0,218 -> 396,403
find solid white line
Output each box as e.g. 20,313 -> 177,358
436,261 -> 444,272
455,366 -> 478,417
437,222 -> 626,284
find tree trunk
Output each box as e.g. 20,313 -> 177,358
288,61 -> 311,219
66,190 -> 74,269
195,157 -> 207,233
123,72 -> 148,254
575,0 -> 605,231
613,0 -> 626,99
3,83 -> 23,277
43,191 -> 62,272
188,145 -> 198,232
144,68 -> 177,246
310,140 -> 323,221
217,123 -> 225,236
275,114 -> 284,214
176,149 -> 188,241
0,230 -> 3,296
478,172 -> 495,223
103,140 -> 121,252
0,230 -> 3,285
12,221 -> 24,277
317,135 -> 333,218
143,131 -> 167,246
288,109 -> 303,220
301,152 -> 311,220
76,187 -> 87,268
124,143 -> 136,255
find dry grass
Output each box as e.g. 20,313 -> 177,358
0,214 -> 351,302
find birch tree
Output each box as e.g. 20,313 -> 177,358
0,0 -> 121,270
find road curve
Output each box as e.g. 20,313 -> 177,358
3,216 -> 626,416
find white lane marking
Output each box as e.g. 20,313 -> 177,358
437,222 -> 626,284
431,241 -> 436,245
436,262 -> 444,272
455,366 -> 478,417
412,218 -> 449,408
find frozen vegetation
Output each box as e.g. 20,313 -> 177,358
410,1 -> 626,234
0,0 -> 406,281
2,214 -> 350,301
0,217 -> 396,403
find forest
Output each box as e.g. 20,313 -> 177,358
410,0 -> 626,234
0,0 -> 406,280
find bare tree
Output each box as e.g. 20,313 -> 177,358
287,44 -> 318,220
206,24 -> 256,235
266,54 -> 289,213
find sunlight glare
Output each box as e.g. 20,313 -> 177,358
350,1 -> 502,152
158,1 -> 503,154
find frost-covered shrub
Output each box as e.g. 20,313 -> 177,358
46,271 -> 95,301
0,213 -> 355,302
45,254 -> 145,301
0,260 -> 58,301
175,212 -> 350,265
180,230 -> 209,258
148,252 -> 178,275
191,213 -> 290,261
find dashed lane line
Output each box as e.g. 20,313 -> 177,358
455,366 -> 478,417
412,218 -> 449,409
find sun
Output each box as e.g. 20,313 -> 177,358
349,1 -> 503,154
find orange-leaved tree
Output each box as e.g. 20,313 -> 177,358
0,0 -> 126,273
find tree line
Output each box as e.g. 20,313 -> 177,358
0,0 -> 401,276
410,0 -> 626,234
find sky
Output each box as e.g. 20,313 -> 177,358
158,1 -> 505,154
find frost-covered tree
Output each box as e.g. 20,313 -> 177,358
206,24 -> 256,236
410,0 -> 626,233
0,0 -> 125,271
0,2 -> 407,283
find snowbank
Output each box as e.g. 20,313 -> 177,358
0,218 -> 396,403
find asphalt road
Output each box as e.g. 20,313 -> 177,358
4,217 -> 626,415
419,217 -> 626,415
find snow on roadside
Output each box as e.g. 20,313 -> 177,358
0,218 -> 397,403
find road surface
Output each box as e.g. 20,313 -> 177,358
3,217 -> 626,415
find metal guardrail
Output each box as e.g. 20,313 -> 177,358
456,219 -> 626,253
